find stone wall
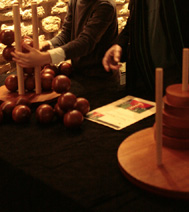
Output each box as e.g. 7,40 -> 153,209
0,0 -> 130,74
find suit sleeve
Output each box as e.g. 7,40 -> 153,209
52,3 -> 117,60
50,1 -> 72,47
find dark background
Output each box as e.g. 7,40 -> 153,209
0,72 -> 188,212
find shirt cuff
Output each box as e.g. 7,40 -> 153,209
47,47 -> 66,65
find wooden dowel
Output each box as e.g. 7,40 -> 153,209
182,48 -> 189,91
155,68 -> 163,166
32,1 -> 41,94
18,0 -> 22,7
13,2 -> 25,95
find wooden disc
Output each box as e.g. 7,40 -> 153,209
117,127 -> 189,200
0,85 -> 60,104
166,84 -> 189,107
154,123 -> 189,149
163,110 -> 189,129
162,134 -> 189,150
163,96 -> 189,118
163,123 -> 189,139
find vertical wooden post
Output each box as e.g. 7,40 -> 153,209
182,48 -> 189,91
12,2 -> 25,95
18,0 -> 22,7
155,68 -> 163,166
32,1 -> 41,94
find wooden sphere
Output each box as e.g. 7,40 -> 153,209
12,105 -> 31,123
36,104 -> 54,124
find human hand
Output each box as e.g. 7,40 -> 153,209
102,44 -> 122,72
39,41 -> 50,51
11,42 -> 52,68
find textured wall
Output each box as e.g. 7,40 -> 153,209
0,0 -> 130,74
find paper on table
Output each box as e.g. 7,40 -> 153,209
86,96 -> 156,130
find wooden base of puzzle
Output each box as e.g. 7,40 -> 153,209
0,85 -> 60,104
117,127 -> 189,200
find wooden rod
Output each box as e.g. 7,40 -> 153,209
18,0 -> 22,7
12,2 -> 25,95
32,1 -> 41,94
182,48 -> 189,91
155,68 -> 163,166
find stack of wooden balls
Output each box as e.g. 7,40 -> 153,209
36,62 -> 90,127
0,29 -> 15,61
0,96 -> 31,124
0,61 -> 90,128
0,31 -> 90,127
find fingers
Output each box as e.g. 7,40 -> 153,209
103,55 -> 120,71
39,41 -> 50,51
22,42 -> 33,51
11,50 -> 25,61
14,60 -> 27,68
102,52 -> 111,72
109,63 -> 121,70
11,50 -> 19,60
11,43 -> 32,61
11,50 -> 32,68
114,45 -> 122,63
102,44 -> 122,72
11,50 -> 24,63
102,47 -> 115,72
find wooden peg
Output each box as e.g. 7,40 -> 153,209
155,68 -> 163,166
31,1 -> 41,94
13,2 -> 25,95
182,48 -> 189,91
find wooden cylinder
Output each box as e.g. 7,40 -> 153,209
155,68 -> 163,166
182,48 -> 189,91
12,2 -> 25,95
18,0 -> 22,7
32,1 -> 41,94
166,84 -> 189,107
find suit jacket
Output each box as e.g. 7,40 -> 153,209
50,0 -> 118,77
116,0 -> 188,98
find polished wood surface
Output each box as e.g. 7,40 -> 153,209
117,127 -> 189,200
166,84 -> 189,107
0,85 -> 60,104
162,83 -> 189,149
162,123 -> 189,139
162,134 -> 189,150
163,111 -> 189,129
163,96 -> 189,118
12,2 -> 25,95
154,123 -> 189,149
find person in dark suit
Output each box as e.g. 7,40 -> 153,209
12,0 -> 118,78
103,0 -> 189,99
